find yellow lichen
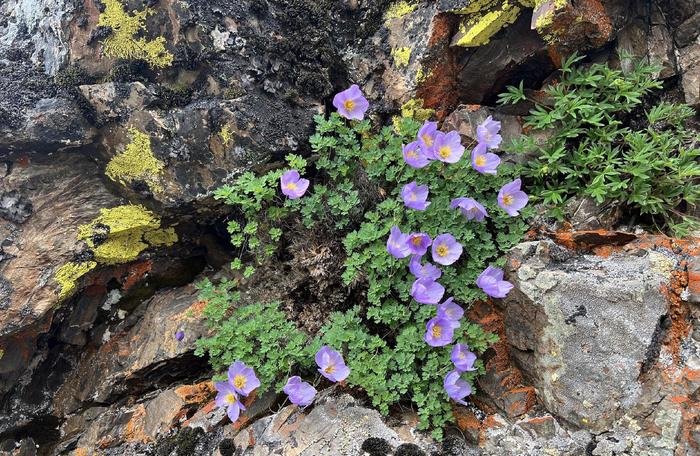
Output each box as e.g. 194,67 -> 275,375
453,3 -> 522,47
105,128 -> 165,193
77,205 -> 178,265
533,0 -> 569,32
392,98 -> 434,132
98,0 -> 174,68
55,261 -> 97,301
415,66 -> 431,84
219,125 -> 233,147
385,1 -> 418,21
391,47 -> 412,68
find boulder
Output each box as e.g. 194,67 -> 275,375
500,239 -> 673,431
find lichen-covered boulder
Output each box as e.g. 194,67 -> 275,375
500,239 -> 673,431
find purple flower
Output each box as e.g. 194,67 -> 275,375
477,115 -> 502,149
332,84 -> 369,120
401,182 -> 430,211
431,234 -> 463,266
409,255 -> 442,281
437,297 -> 464,328
228,360 -> 261,396
450,197 -> 488,222
407,233 -> 432,256
451,344 -> 477,372
403,141 -> 431,169
498,178 -> 529,216
215,381 -> 246,422
175,330 -> 184,341
411,278 -> 445,304
280,170 -> 310,199
471,143 -> 501,175
444,370 -> 472,405
433,131 -> 465,163
476,266 -> 514,298
417,121 -> 438,153
387,226 -> 411,259
424,317 -> 454,347
283,376 -> 317,407
315,346 -> 350,382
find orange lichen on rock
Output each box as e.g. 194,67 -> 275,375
175,381 -> 215,405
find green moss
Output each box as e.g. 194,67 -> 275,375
98,0 -> 174,68
391,47 -> 412,68
219,125 -> 233,147
55,261 -> 97,301
105,128 -> 165,193
385,1 -> 418,20
78,205 -> 178,265
453,2 -> 522,47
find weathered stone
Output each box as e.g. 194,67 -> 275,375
678,40 -> 700,107
675,12 -> 700,48
233,393 -> 437,456
501,240 -> 673,431
563,196 -> 623,231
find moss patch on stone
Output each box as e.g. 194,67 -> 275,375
391,47 -> 412,68
77,205 -> 177,265
98,0 -> 174,68
55,261 -> 97,301
105,128 -> 165,193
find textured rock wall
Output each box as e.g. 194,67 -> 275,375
0,0 -> 699,455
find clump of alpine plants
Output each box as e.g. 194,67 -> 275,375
201,84 -> 531,439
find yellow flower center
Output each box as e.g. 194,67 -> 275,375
475,155 -> 486,167
286,182 -> 298,190
225,393 -> 237,404
458,352 -> 465,359
233,375 -> 247,390
436,244 -> 449,257
325,364 -> 336,374
407,150 -> 417,158
438,146 -> 451,159
411,237 -> 422,246
409,193 -> 417,201
431,324 -> 442,338
343,99 -> 355,112
503,195 -> 513,206
422,134 -> 433,147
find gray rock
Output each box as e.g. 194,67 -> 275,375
678,39 -> 700,107
500,240 -> 673,431
675,12 -> 700,47
233,393 -> 437,456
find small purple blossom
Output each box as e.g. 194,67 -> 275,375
471,143 -> 501,175
401,182 -> 431,211
433,131 -> 465,163
215,381 -> 246,422
228,360 -> 261,396
283,376 -> 317,407
175,330 -> 184,341
280,170 -> 310,199
498,178 -> 529,216
444,370 -> 472,405
476,115 -> 502,149
417,121 -> 438,154
387,226 -> 411,259
476,266 -> 514,298
411,278 -> 445,304
315,346 -> 350,382
437,297 -> 464,329
409,255 -> 442,281
451,344 -> 477,372
450,197 -> 488,222
332,84 -> 369,120
424,317 -> 454,347
407,233 -> 432,256
403,141 -> 431,169
431,233 -> 463,266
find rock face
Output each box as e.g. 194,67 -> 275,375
502,240 -> 670,430
1,0 -> 699,455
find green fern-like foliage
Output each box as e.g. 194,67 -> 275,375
98,0 -> 174,68
499,54 -> 700,236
